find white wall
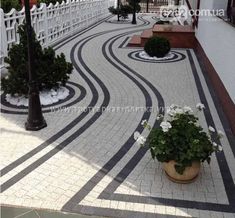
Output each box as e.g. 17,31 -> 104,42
196,0 -> 235,103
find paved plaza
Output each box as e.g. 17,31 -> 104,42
1,15 -> 235,218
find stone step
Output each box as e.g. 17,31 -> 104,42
128,24 -> 196,48
140,29 -> 153,46
128,35 -> 141,47
153,24 -> 196,48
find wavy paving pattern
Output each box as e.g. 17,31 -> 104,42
1,15 -> 235,218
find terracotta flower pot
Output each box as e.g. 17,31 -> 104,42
163,160 -> 201,184
21,0 -> 38,8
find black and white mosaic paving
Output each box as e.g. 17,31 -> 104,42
1,15 -> 235,218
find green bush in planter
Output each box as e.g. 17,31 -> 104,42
144,36 -> 171,58
1,23 -> 73,96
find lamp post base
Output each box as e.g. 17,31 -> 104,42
25,87 -> 47,131
25,119 -> 47,131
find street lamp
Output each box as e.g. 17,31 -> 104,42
24,0 -> 47,131
117,0 -> 120,21
146,0 -> 149,13
132,0 -> 137,24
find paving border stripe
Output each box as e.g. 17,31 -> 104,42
0,16 -> 151,191
97,48 -> 235,213
0,15 -> 148,178
101,194 -> 234,213
187,49 -> 235,204
193,47 -> 235,157
71,205 -> 185,218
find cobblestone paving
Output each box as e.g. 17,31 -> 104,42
1,15 -> 235,218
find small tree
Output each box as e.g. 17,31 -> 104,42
127,0 -> 141,13
1,23 -> 73,96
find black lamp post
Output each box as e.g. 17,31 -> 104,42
146,0 -> 149,13
117,0 -> 120,21
132,0 -> 137,24
24,0 -> 47,131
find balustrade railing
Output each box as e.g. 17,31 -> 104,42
0,0 -> 115,69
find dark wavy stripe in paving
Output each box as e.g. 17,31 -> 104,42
0,16 -> 150,192
62,17 -> 166,216
97,49 -> 235,213
0,15 -> 151,179
63,31 -> 235,217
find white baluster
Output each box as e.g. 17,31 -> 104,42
0,9 -> 7,69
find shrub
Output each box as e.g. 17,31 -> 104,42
38,0 -> 63,5
144,36 -> 171,58
1,23 -> 73,96
108,2 -> 140,20
108,6 -> 118,14
155,20 -> 170,25
127,0 -> 141,13
1,0 -> 21,13
108,4 -> 131,20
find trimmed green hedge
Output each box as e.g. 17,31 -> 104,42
1,23 -> 73,96
144,36 -> 171,58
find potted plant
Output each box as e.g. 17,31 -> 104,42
134,104 -> 223,183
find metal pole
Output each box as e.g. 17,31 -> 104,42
117,0 -> 120,21
132,0 -> 137,24
146,0 -> 149,13
24,0 -> 47,131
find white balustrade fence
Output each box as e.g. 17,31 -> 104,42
0,0 -> 115,69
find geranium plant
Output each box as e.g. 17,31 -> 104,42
134,104 -> 223,175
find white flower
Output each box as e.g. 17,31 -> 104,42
160,121 -> 172,132
218,145 -> 223,151
170,104 -> 179,109
183,106 -> 193,113
167,108 -> 176,117
208,126 -> 215,132
213,142 -> 217,147
218,130 -> 225,137
175,108 -> 184,114
156,114 -> 163,120
196,103 -> 205,110
134,132 -> 140,140
141,120 -> 147,126
136,135 -> 146,145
